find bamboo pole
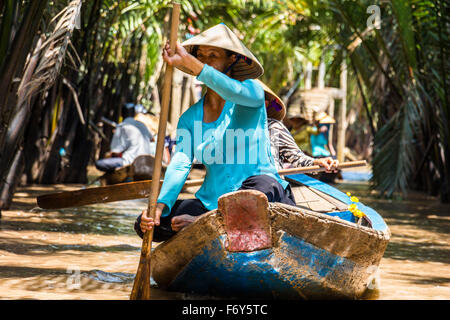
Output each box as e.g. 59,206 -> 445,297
181,75 -> 192,114
318,59 -> 325,89
130,2 -> 180,300
305,61 -> 313,90
337,57 -> 347,163
151,85 -> 161,115
278,160 -> 365,175
170,68 -> 183,128
328,97 -> 335,146
190,78 -> 199,105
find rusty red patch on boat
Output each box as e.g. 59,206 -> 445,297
218,190 -> 272,252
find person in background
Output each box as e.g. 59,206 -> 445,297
257,79 -> 339,172
148,134 -> 172,165
95,103 -> 153,172
285,116 -> 316,156
134,105 -> 173,164
310,112 -> 337,159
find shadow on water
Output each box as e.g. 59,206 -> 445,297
383,241 -> 450,264
0,200 -> 147,236
395,273 -> 450,285
83,269 -> 136,284
0,239 -> 140,255
0,266 -> 135,294
0,265 -> 69,278
2,182 -> 449,299
336,182 -> 450,265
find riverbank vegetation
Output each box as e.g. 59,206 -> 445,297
0,0 -> 448,209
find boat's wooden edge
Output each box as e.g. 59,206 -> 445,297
270,202 -> 390,266
152,195 -> 390,288
272,202 -> 390,239
151,210 -> 224,287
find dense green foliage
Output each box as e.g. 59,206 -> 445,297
0,0 -> 448,206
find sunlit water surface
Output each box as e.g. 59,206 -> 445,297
0,178 -> 449,300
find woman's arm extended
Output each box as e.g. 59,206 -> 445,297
197,64 -> 264,107
163,42 -> 264,108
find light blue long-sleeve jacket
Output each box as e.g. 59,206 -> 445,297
157,64 -> 288,216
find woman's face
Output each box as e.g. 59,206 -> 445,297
319,124 -> 329,132
196,46 -> 236,74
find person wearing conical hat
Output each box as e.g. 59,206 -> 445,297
136,24 -> 296,241
287,115 -> 317,155
257,80 -> 339,173
310,111 -> 337,158
316,111 -> 336,125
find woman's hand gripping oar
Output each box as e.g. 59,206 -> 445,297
129,2 -> 180,300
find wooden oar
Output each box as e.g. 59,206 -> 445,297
36,160 -> 367,209
129,2 -> 180,300
36,178 -> 201,209
279,160 -> 367,175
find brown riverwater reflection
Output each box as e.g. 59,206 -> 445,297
0,180 -> 449,300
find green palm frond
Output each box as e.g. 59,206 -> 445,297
372,85 -> 424,196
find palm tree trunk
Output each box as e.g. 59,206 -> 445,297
0,35 -> 43,191
0,0 -> 48,149
0,0 -> 17,65
337,59 -> 347,163
0,148 -> 24,210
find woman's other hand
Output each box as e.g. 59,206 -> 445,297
313,157 -> 339,173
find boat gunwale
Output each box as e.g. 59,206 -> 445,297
285,174 -> 390,233
152,194 -> 390,288
271,202 -> 391,240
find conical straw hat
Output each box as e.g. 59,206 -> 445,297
315,111 -> 336,124
255,79 -> 286,121
181,23 -> 264,81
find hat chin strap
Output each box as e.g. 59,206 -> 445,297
224,54 -> 252,76
268,99 -> 283,112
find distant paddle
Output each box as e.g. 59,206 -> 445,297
129,2 -> 181,300
36,160 -> 367,209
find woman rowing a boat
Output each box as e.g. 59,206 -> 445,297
135,23 -> 296,241
257,79 -> 339,172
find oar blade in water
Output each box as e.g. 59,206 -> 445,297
36,180 -> 152,209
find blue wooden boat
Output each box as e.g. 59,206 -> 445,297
150,174 -> 390,299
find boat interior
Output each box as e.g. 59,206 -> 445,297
287,176 -> 373,228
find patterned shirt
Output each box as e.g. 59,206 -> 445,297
268,118 -> 315,170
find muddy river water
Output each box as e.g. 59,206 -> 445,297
0,176 -> 449,300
